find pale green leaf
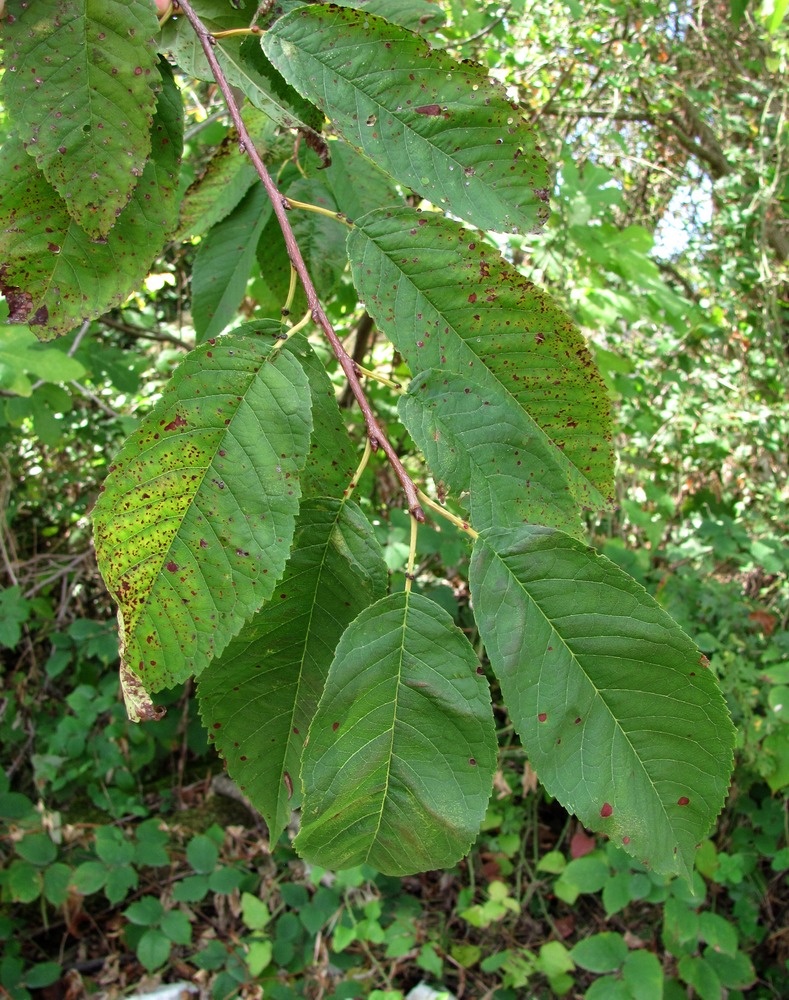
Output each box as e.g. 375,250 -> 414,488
3,0 -> 160,237
469,525 -> 735,880
0,327 -> 86,397
350,207 -> 614,503
296,591 -> 496,875
399,369 -> 588,536
192,182 -> 273,343
264,5 -> 551,234
198,499 -> 387,844
92,327 -> 312,716
0,61 -> 182,340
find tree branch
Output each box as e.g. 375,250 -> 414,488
174,0 -> 424,520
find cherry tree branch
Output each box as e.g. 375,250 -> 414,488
174,0 -> 424,520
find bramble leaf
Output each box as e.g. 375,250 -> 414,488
350,207 -> 614,505
469,525 -> 735,880
198,498 -> 387,843
296,591 -> 496,875
264,4 -> 551,234
93,326 -> 312,717
0,61 -> 182,340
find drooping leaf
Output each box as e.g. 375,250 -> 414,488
192,182 -> 273,343
93,327 -> 312,718
469,524 -> 735,880
264,4 -> 551,234
399,369 -> 588,536
0,61 -> 182,340
287,336 -> 358,496
197,498 -> 387,843
176,109 -> 282,242
3,0 -> 161,238
296,591 -> 497,875
161,0 -> 328,163
350,207 -> 614,505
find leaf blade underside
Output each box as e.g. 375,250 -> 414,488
296,591 -> 497,875
470,525 -> 735,880
197,498 -> 387,844
350,207 -> 615,506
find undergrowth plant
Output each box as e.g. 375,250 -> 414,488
0,0 -> 735,880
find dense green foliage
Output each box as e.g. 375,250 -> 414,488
1,0 -> 787,997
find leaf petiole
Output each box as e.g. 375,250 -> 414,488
285,197 -> 353,228
405,513 -> 418,593
343,438 -> 372,504
417,490 -> 478,540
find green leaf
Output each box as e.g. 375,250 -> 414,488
42,864 -> 72,906
93,328 -> 312,717
160,909 -> 192,946
296,591 -> 497,875
187,834 -> 219,875
289,338 -> 358,496
136,928 -> 171,973
7,860 -> 43,903
321,140 -> 402,225
15,833 -> 57,867
176,109 -> 281,242
3,0 -> 160,238
702,948 -> 756,990
678,955 -> 722,1000
569,932 -> 628,973
71,860 -> 108,895
264,5 -> 550,234
124,896 -> 164,927
327,0 -> 445,31
241,892 -> 271,931
0,61 -> 182,340
24,963 -> 62,990
161,0 -> 327,163
0,328 -> 86,397
469,525 -> 735,880
622,949 -> 665,1000
192,182 -> 273,343
349,208 -> 614,504
198,498 -> 387,843
400,370 -> 588,536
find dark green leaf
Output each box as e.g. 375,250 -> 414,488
469,525 -> 735,880
187,834 -> 219,874
350,208 -> 614,504
3,0 -> 160,237
296,591 -> 496,875
0,61 -> 182,340
264,5 -> 551,234
198,498 -> 387,843
92,328 -> 312,717
192,182 -> 273,343
124,896 -> 164,927
23,963 -> 62,990
15,833 -> 57,867
569,932 -> 628,973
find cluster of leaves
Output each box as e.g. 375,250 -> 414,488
0,0 -> 735,882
